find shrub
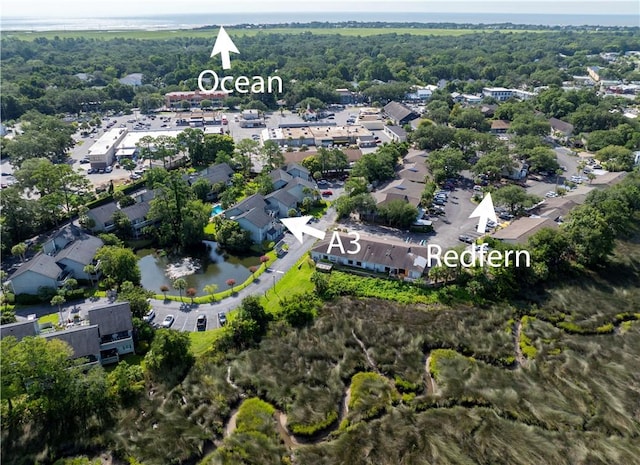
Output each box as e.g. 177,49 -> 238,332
289,410 -> 338,436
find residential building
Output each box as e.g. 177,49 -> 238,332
165,90 -> 228,109
383,101 -> 419,126
225,194 -> 282,244
43,326 -> 102,366
7,226 -> 103,295
284,148 -> 363,166
311,234 -> 430,280
87,191 -> 156,237
0,320 -> 39,341
482,87 -> 513,101
0,302 -> 135,366
196,162 -> 235,187
269,168 -> 294,190
374,179 -> 424,208
265,189 -> 298,218
492,217 -> 557,244
384,125 -> 408,143
491,120 -> 511,134
405,85 -> 438,101
282,163 -> 311,181
512,89 -> 536,100
88,303 -> 135,364
549,118 -> 574,143
119,73 -> 143,86
88,127 -> 128,169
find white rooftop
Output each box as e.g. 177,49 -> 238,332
89,128 -> 127,155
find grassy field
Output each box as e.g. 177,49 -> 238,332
189,330 -> 222,357
2,27 -> 544,41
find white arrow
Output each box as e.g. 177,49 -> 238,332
469,192 -> 498,234
210,26 -> 239,70
280,216 -> 326,244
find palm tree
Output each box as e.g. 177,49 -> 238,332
173,278 -> 187,302
160,284 -> 170,299
50,294 -> 66,324
428,266 -> 444,284
83,264 -> 96,287
204,284 -> 218,302
11,243 -> 27,262
226,278 -> 236,293
554,168 -> 564,192
249,266 -> 258,278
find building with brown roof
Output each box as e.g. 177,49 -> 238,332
311,234 -> 429,280
492,217 -> 558,244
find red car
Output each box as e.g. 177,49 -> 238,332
321,190 -> 333,196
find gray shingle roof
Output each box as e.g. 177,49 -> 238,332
284,177 -> 316,191
88,302 -> 133,336
284,163 -> 310,176
121,201 -> 151,222
200,162 -> 234,185
265,189 -> 298,207
9,253 -> 62,280
235,207 -> 273,229
55,235 -> 104,266
88,202 -> 119,226
384,101 -> 418,123
43,325 -> 101,360
269,169 -> 293,184
229,194 -> 266,214
0,320 -> 39,341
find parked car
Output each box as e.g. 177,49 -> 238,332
321,190 -> 333,197
87,168 -> 95,174
499,212 -> 514,220
218,312 -> 227,327
161,315 -> 175,328
105,166 -> 113,173
130,173 -> 141,180
433,198 -> 446,206
79,158 -> 90,164
98,169 -> 105,174
143,309 -> 156,322
196,314 -> 207,331
458,235 -> 473,243
473,185 -> 483,191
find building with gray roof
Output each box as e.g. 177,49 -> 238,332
8,227 -> 103,296
42,325 -> 102,365
0,320 -> 39,341
383,101 -> 419,126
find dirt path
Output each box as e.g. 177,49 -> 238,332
275,411 -> 301,450
342,387 -> 352,416
424,353 -> 438,395
224,409 -> 239,438
514,319 -> 526,368
351,329 -> 380,373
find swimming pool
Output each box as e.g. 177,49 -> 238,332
211,204 -> 223,216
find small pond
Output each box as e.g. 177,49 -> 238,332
137,241 -> 260,296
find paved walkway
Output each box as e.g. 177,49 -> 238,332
16,208 -> 337,332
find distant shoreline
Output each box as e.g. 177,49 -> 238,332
1,11 -> 638,32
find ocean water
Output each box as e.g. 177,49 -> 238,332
1,12 -> 637,31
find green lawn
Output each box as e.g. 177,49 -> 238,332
2,27 -> 545,41
189,330 -> 222,357
38,313 -> 59,325
261,254 -> 315,314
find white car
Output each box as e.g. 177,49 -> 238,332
142,309 -> 155,322
161,315 -> 175,328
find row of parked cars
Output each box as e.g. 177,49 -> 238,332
142,308 -> 227,331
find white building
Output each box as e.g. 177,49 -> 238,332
88,128 -> 128,168
482,87 -> 513,101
